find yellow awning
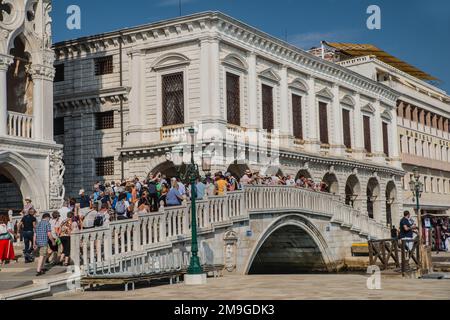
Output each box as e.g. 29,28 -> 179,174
324,42 -> 438,81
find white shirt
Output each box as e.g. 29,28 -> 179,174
58,207 -> 70,220
81,210 -> 97,229
50,218 -> 61,238
178,182 -> 186,196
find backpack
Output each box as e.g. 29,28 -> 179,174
93,215 -> 104,227
115,200 -> 127,215
148,182 -> 157,194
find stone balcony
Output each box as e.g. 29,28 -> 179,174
7,111 -> 33,139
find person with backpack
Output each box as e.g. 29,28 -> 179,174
94,204 -> 110,227
18,208 -> 37,263
115,193 -> 130,220
0,214 -> 15,270
147,175 -> 159,212
34,213 -> 56,276
58,212 -> 77,267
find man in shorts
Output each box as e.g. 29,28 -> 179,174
33,213 -> 56,276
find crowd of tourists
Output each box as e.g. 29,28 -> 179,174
0,169 -> 341,274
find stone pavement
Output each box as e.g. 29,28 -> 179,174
0,244 -> 67,295
46,274 -> 450,300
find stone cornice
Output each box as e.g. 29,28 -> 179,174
54,86 -> 129,111
52,11 -> 398,105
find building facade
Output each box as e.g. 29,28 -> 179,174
0,0 -> 64,212
316,43 -> 450,218
53,12 -> 403,226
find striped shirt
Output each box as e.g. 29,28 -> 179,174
35,220 -> 51,247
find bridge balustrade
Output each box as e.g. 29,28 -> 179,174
70,186 -> 390,274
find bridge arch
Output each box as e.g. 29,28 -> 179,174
245,214 -> 334,274
366,177 -> 381,221
322,172 -> 339,195
295,169 -> 312,180
0,151 -> 47,210
345,174 -> 361,209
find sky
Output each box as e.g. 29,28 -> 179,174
52,0 -> 450,93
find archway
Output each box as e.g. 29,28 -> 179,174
8,35 -> 33,115
246,215 -> 332,275
367,178 -> 381,220
148,161 -> 180,179
0,151 -> 47,210
226,163 -> 251,179
385,181 -> 398,227
295,169 -> 312,181
0,172 -> 23,215
345,175 -> 361,209
322,173 -> 339,195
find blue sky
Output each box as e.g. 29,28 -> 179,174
53,0 -> 450,93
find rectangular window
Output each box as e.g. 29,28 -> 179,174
94,56 -> 114,76
54,64 -> 64,82
53,117 -> 65,136
363,115 -> 372,153
162,72 -> 184,126
382,122 -> 389,157
226,73 -> 241,126
292,94 -> 303,140
342,109 -> 351,149
262,84 -> 274,132
95,157 -> 115,177
318,102 -> 329,145
95,111 -> 114,130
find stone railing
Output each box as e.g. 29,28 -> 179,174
7,111 -> 33,139
160,124 -> 187,142
70,186 -> 389,273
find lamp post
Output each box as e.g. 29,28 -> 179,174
181,127 -> 212,284
409,167 -> 425,274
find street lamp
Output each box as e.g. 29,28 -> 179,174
179,127 -> 211,284
409,167 -> 426,274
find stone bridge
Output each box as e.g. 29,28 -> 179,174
71,185 -> 390,276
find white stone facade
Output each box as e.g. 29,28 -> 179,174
0,0 -> 64,212
338,55 -> 450,217
53,12 -> 403,226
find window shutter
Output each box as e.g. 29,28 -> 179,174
342,109 -> 351,149
363,115 -> 372,153
292,94 -> 303,140
319,102 -> 329,144
226,73 -> 241,126
262,84 -> 274,132
162,72 -> 184,126
383,122 -> 389,157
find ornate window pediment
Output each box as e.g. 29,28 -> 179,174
340,95 -> 355,107
259,68 -> 280,83
381,110 -> 393,121
316,87 -> 334,100
222,53 -> 248,71
289,78 -> 309,92
151,52 -> 190,71
361,103 -> 375,114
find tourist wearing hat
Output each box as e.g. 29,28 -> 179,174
240,170 -> 253,186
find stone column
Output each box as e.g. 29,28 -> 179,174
390,106 -> 402,168
209,37 -> 221,121
330,84 -> 344,156
373,100 -> 385,163
247,52 -> 258,129
353,93 -> 364,160
31,64 -> 55,142
128,50 -> 144,145
304,76 -> 319,153
0,54 -> 13,137
279,65 -> 291,146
